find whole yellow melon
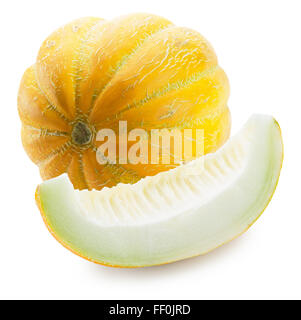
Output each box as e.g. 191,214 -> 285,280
18,13 -> 230,190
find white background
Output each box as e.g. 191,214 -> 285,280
0,0 -> 300,300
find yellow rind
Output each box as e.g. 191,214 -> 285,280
19,13 -> 231,191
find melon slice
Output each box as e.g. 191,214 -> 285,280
36,114 -> 283,267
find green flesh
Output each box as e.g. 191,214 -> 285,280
37,114 -> 283,267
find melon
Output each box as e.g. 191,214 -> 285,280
18,13 -> 231,190
36,114 -> 283,267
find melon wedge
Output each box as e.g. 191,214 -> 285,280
36,114 -> 283,267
